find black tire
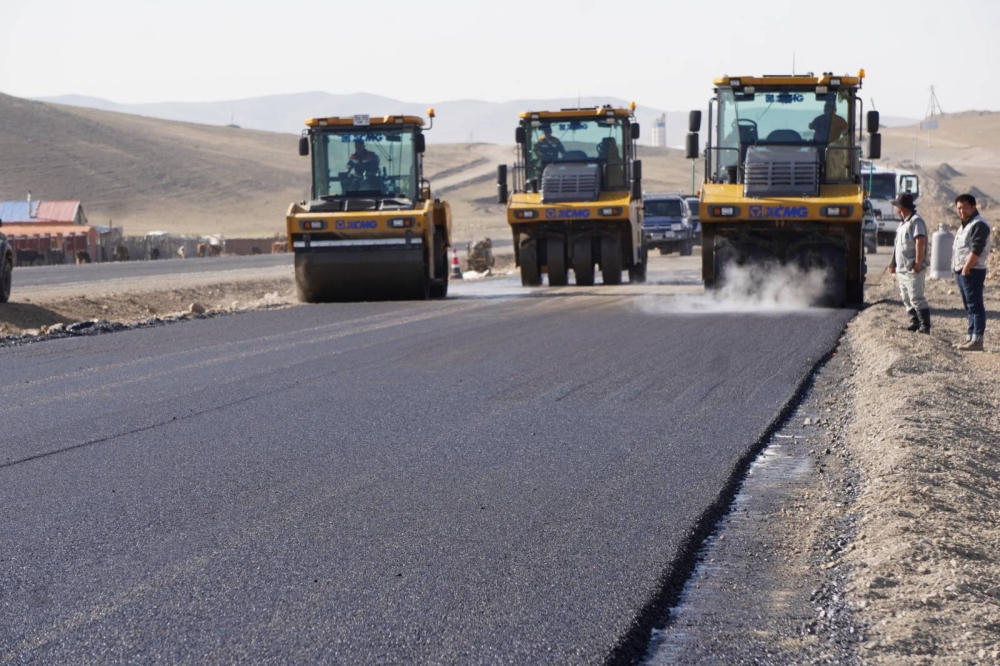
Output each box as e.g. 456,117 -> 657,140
520,239 -> 541,287
658,247 -> 669,256
628,243 -> 648,283
711,238 -> 737,289
680,240 -> 693,256
600,234 -> 623,285
547,236 -> 568,286
789,244 -> 847,307
0,255 -> 11,303
430,229 -> 448,299
573,235 -> 595,286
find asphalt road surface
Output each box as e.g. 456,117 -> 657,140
11,254 -> 292,289
0,257 -> 857,664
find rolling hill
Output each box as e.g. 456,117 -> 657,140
2,91 -> 993,242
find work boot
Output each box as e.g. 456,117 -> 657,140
918,308 -> 932,334
954,337 -> 972,348
904,309 -> 921,332
959,339 -> 984,352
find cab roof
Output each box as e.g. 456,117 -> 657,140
305,115 -> 426,128
519,106 -> 633,120
714,71 -> 865,88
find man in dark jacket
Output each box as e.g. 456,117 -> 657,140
952,193 -> 991,351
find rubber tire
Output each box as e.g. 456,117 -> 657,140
0,255 -> 11,303
680,240 -> 693,256
547,237 -> 568,286
520,239 -> 542,287
628,244 -> 648,284
658,247 -> 669,256
430,229 -> 448,299
573,236 -> 595,286
600,234 -> 623,285
711,238 -> 738,290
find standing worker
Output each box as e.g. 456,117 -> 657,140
887,192 -> 931,333
952,193 -> 991,351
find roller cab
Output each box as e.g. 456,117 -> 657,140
496,105 -> 647,287
288,113 -> 451,302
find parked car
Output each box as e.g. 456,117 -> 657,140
684,195 -> 702,245
863,198 -> 878,255
642,193 -> 694,256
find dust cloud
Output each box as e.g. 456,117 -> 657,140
640,263 -> 832,314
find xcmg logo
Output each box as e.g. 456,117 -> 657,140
748,205 -> 808,219
545,209 -> 591,220
335,220 -> 379,230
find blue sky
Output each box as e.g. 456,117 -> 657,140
1,0 -> 995,118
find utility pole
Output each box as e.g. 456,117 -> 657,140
923,85 -> 944,149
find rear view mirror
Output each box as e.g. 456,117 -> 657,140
689,110 -> 702,133
497,165 -> 509,204
868,133 -> 882,160
867,110 -> 880,134
298,135 -> 309,156
515,127 -> 526,145
631,160 -> 643,200
631,123 -> 640,140
685,133 -> 700,159
415,133 -> 426,153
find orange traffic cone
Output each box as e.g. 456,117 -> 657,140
450,247 -> 463,279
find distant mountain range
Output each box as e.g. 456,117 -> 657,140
37,92 -> 922,147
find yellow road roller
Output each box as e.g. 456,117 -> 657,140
287,111 -> 451,301
496,104 -> 647,287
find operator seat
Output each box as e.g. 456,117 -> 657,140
598,138 -> 625,189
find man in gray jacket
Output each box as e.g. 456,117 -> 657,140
888,193 -> 930,333
952,193 -> 991,351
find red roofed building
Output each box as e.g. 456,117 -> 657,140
0,199 -> 98,264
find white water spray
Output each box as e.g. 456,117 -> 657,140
640,263 -> 833,315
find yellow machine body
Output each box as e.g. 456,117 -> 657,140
287,114 -> 452,302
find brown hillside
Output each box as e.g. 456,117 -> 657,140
0,95 -> 510,238
0,94 -> 702,241
881,112 -> 1000,228
0,93 -> 310,237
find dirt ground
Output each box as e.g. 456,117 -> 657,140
837,269 -> 1000,663
0,277 -> 298,336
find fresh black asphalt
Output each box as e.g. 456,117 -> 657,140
0,292 -> 854,664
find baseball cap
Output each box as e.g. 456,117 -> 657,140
892,192 -> 916,209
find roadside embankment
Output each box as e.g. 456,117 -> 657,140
840,272 -> 1000,662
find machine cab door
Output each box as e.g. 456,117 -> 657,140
900,175 -> 919,199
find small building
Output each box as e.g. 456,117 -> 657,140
651,113 -> 667,148
0,199 -> 99,264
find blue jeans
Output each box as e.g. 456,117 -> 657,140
956,270 -> 987,337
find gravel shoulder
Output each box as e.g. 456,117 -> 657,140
841,272 -> 1000,663
0,268 -> 297,336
